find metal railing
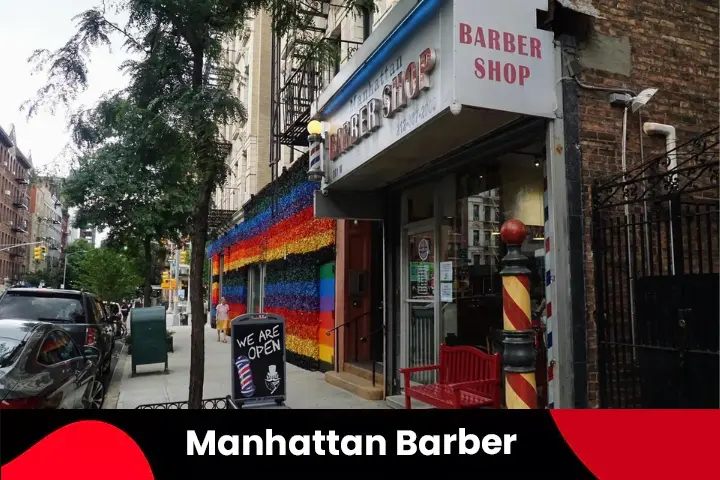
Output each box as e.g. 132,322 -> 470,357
326,309 -> 383,387
136,396 -> 239,409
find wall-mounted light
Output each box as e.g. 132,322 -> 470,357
307,120 -> 323,136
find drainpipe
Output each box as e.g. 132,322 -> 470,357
643,122 -> 678,275
643,122 -> 677,173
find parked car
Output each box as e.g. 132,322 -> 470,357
0,320 -> 105,409
0,288 -> 117,374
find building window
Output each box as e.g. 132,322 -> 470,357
485,205 -> 493,222
484,231 -> 492,247
248,264 -> 265,313
473,254 -> 482,266
472,204 -> 480,221
472,230 -> 480,246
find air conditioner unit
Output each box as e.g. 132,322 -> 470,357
2,161 -> 7,167
4,190 -> 10,196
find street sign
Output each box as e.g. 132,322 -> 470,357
230,313 -> 286,407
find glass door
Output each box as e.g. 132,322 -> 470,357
404,223 -> 437,385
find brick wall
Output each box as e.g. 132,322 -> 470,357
571,0 -> 719,407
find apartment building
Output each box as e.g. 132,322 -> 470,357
0,124 -> 32,284
28,176 -> 63,273
213,10 -> 274,216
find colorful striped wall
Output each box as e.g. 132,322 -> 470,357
207,161 -> 336,370
211,256 -> 220,318
318,263 -> 335,366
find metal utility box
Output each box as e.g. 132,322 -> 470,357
130,306 -> 168,376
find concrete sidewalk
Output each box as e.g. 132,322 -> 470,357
107,313 -> 388,409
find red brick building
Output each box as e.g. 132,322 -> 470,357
0,125 -> 32,284
552,0 -> 719,408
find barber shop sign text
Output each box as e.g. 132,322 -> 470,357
459,23 -> 543,86
328,48 -> 436,162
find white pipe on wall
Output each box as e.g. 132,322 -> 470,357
643,122 -> 679,275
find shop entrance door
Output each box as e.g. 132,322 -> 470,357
402,221 -> 438,385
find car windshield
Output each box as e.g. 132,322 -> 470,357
0,293 -> 85,323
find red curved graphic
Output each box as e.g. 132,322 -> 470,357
1,420 -> 154,480
552,410 -> 720,479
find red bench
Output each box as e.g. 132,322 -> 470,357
399,344 -> 501,409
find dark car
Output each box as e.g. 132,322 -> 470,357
0,288 -> 117,374
0,320 -> 105,409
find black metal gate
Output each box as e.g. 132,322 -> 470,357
592,126 -> 719,408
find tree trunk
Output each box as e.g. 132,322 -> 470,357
143,235 -> 153,307
188,47 -> 209,410
188,180 -> 213,409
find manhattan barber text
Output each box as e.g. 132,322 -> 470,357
188,429 -> 517,456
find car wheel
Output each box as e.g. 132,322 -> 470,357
83,379 -> 105,409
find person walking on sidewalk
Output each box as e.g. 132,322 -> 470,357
215,297 -> 230,343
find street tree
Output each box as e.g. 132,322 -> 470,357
63,238 -> 94,289
25,0 -> 374,408
62,96 -> 196,307
75,247 -> 142,302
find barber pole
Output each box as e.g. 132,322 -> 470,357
500,219 -> 537,409
308,133 -> 325,181
543,170 -> 555,408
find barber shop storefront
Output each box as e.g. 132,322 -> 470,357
313,0 -> 571,407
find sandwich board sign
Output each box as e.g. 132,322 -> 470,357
230,313 -> 286,407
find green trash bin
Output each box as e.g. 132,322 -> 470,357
130,306 -> 168,376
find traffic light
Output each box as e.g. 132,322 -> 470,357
181,250 -> 190,265
40,246 -> 47,259
33,247 -> 42,261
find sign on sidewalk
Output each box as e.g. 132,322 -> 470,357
230,313 -> 286,407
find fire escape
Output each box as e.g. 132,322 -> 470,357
207,54 -> 237,238
268,0 -> 364,192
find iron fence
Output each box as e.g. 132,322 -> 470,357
135,396 -> 239,409
592,126 -> 719,408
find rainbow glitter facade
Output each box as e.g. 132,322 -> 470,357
207,160 -> 336,370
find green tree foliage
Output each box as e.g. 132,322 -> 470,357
63,238 -> 94,288
62,98 -> 197,308
75,248 -> 142,302
25,0 -> 375,408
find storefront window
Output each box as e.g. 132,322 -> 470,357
438,158 -> 546,350
248,265 -> 264,313
404,183 -> 434,223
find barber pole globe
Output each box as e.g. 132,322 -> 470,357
500,219 -> 537,409
235,356 -> 255,398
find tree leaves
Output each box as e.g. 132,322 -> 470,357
76,248 -> 142,301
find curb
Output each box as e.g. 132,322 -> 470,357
103,343 -> 128,409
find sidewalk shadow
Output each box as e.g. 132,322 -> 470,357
131,368 -> 172,378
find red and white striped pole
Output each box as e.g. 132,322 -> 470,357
500,219 -> 537,409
